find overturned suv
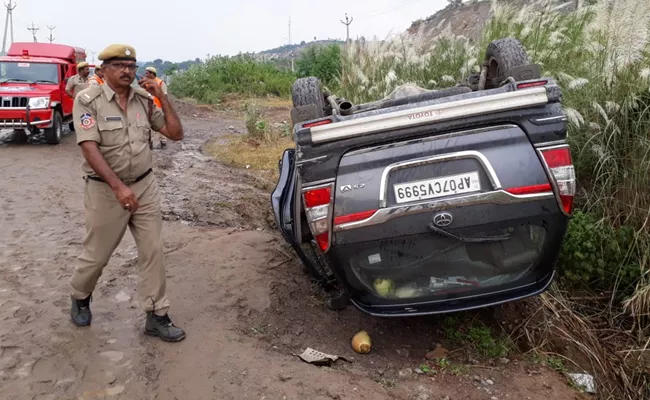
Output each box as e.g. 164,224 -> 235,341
271,38 -> 575,316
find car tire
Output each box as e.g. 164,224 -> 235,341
290,77 -> 329,126
44,111 -> 63,145
484,38 -> 530,89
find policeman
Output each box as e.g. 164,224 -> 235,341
88,65 -> 105,87
144,66 -> 168,149
69,44 -> 186,342
66,61 -> 90,98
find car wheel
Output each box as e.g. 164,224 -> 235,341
290,77 -> 329,126
483,38 -> 530,89
44,111 -> 63,145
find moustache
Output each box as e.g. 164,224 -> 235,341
120,74 -> 131,80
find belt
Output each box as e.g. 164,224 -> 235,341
86,168 -> 153,185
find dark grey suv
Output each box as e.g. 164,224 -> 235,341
271,38 -> 575,316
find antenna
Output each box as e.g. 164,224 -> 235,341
1,0 -> 17,55
27,21 -> 38,43
46,25 -> 55,43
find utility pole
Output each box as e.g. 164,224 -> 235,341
284,17 -> 294,73
89,50 -> 96,64
27,22 -> 38,42
1,0 -> 16,55
46,25 -> 55,43
340,13 -> 353,44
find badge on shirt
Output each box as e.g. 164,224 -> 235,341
80,113 -> 96,130
105,116 -> 122,121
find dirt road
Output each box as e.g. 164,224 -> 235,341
0,102 -> 585,400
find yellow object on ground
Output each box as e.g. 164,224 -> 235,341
351,330 -> 372,354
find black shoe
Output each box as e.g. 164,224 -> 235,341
144,312 -> 186,342
160,141 -> 167,149
71,295 -> 92,327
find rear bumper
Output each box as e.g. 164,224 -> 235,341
0,109 -> 53,129
350,269 -> 555,317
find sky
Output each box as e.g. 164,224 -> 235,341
4,0 -> 448,62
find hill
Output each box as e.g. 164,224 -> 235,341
408,0 -> 581,41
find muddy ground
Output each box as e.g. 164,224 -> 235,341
0,101 -> 588,400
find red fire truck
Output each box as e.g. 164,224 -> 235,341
0,42 -> 88,144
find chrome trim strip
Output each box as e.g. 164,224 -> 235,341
532,115 -> 566,123
334,190 -> 555,232
30,119 -> 51,125
296,155 -> 328,166
534,139 -> 567,148
378,150 -> 502,208
302,178 -> 336,187
0,119 -> 51,127
310,87 -> 549,144
343,124 -> 519,157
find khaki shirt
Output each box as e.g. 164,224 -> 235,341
66,74 -> 89,97
73,84 -> 165,182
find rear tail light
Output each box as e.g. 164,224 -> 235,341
302,184 -> 334,252
539,145 -> 576,215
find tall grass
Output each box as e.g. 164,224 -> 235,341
338,0 -> 650,398
169,54 -> 296,104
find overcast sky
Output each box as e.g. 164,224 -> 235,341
6,0 -> 448,62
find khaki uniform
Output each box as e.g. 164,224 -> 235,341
66,74 -> 89,98
69,83 -> 170,316
88,75 -> 104,87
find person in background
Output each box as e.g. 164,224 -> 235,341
144,66 -> 168,149
66,61 -> 90,98
88,65 -> 105,87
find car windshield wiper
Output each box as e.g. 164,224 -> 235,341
0,78 -> 30,83
428,223 -> 511,243
32,80 -> 56,84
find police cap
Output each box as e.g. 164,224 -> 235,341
98,44 -> 137,62
145,66 -> 157,75
77,61 -> 89,69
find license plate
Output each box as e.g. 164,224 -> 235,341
393,171 -> 481,204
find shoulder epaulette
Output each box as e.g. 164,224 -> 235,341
77,86 -> 103,105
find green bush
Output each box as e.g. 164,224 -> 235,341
296,44 -> 342,89
558,211 -> 642,298
169,55 -> 296,103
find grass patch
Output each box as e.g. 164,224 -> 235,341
206,135 -> 293,179
443,315 -> 512,359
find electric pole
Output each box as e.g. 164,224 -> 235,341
89,50 -> 96,64
287,17 -> 294,73
27,22 -> 38,42
46,25 -> 55,43
2,0 -> 16,55
340,13 -> 353,44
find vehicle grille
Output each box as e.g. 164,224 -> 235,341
0,97 -> 28,108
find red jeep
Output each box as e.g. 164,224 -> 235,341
0,42 -> 88,144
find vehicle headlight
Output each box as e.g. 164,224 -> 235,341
28,97 -> 50,109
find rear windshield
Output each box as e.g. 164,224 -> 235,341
348,223 -> 547,300
0,62 -> 59,84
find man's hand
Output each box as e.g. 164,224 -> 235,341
113,181 -> 139,212
138,77 -> 165,99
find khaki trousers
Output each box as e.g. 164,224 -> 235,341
70,172 -> 170,316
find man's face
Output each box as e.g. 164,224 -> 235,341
96,69 -> 105,79
145,70 -> 155,79
79,66 -> 90,78
104,60 -> 138,89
